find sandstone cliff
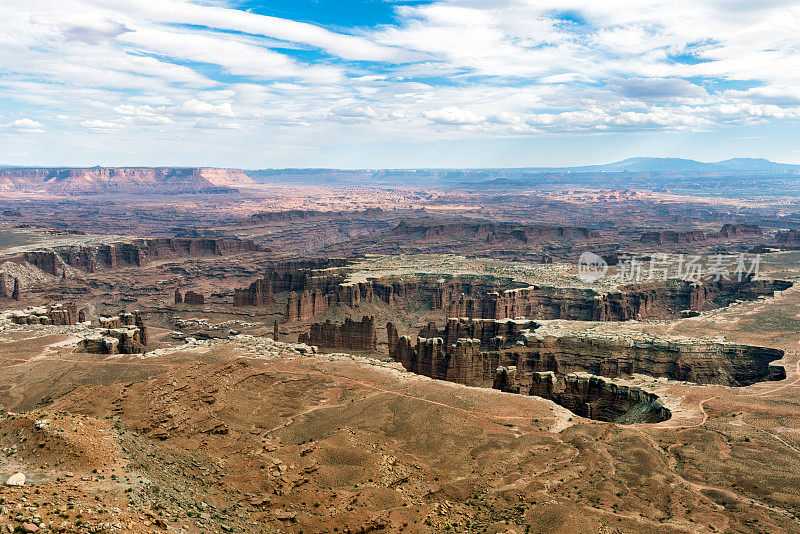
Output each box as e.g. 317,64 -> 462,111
298,316 -> 377,351
0,167 -> 254,195
639,230 -> 707,244
529,371 -> 670,423
22,238 -> 260,275
10,303 -> 79,325
392,219 -> 599,242
445,278 -> 790,322
234,260 -> 348,307
389,318 -> 785,387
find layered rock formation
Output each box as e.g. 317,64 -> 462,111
483,327 -> 785,387
284,282 -> 376,322
640,224 -> 762,245
245,208 -> 384,225
10,303 -> 79,325
0,167 -> 254,195
298,316 -> 377,351
389,335 -> 483,385
529,372 -> 670,423
84,312 -> 147,354
714,223 -> 762,238
233,260 -> 349,307
776,230 -> 800,245
239,261 -> 790,326
640,230 -> 706,244
0,273 -> 20,300
22,238 -> 260,275
183,291 -> 205,305
388,318 -> 784,422
392,219 -> 599,242
80,326 -> 146,354
445,278 -> 791,322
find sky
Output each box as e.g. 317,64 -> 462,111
3,0 -> 800,168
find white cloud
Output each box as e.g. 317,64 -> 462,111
172,99 -> 235,118
1,118 -> 45,133
96,0 -> 407,62
2,0 -> 800,162
81,119 -> 119,130
424,106 -> 483,125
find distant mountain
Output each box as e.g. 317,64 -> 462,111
517,157 -> 800,173
0,167 -> 254,195
589,157 -> 724,172
714,158 -> 800,171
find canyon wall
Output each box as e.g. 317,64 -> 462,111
529,372 -> 671,424
234,260 -> 348,307
392,220 -> 599,243
640,230 -> 706,244
640,224 -> 762,244
298,316 -> 377,351
183,291 -> 205,305
285,282 -> 374,322
484,330 -> 785,387
0,273 -> 20,300
445,278 -> 791,322
22,238 -> 260,275
387,317 -> 781,422
389,319 -> 785,387
235,261 -> 790,326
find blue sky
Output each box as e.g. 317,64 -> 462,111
2,0 -> 800,168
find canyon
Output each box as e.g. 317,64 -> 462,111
0,175 -> 798,532
386,317 -> 784,422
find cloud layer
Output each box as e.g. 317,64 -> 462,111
2,0 -> 800,165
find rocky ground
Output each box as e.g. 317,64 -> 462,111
0,202 -> 800,532
1,286 -> 800,532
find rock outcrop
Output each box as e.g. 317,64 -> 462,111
445,278 -> 791,322
238,262 -> 791,325
389,317 -> 784,401
298,316 -> 377,351
640,225 -> 762,244
714,223 -> 762,238
234,260 -> 349,307
284,282 -> 376,322
82,312 -> 147,354
386,327 -> 484,385
22,238 -> 260,275
183,291 -> 205,305
245,208 -> 384,225
529,372 -> 670,423
639,230 -> 707,244
392,219 -> 599,242
0,274 -> 23,300
776,230 -> 800,245
483,327 -> 785,387
10,303 -> 79,325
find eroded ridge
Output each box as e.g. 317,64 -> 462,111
230,259 -> 792,323
387,318 -> 785,423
